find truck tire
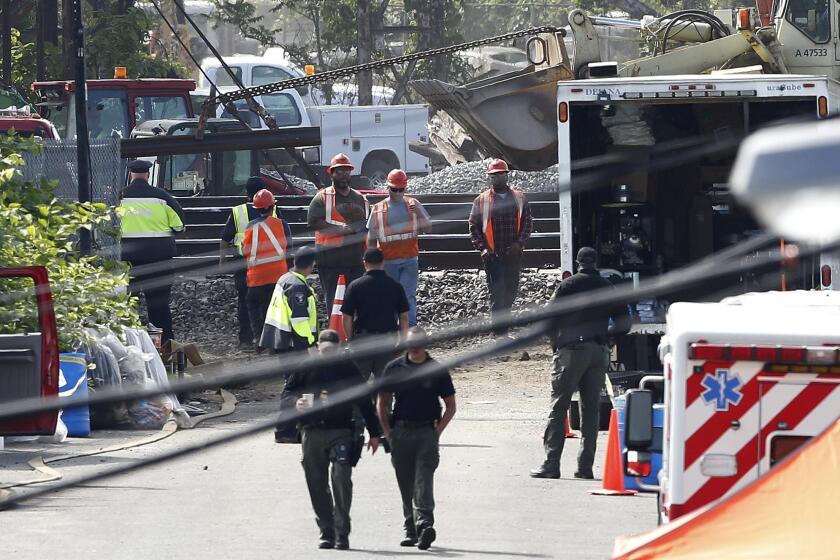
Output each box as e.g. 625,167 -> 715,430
361,154 -> 396,184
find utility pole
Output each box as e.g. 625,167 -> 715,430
429,0 -> 446,80
357,0 -> 373,105
36,0 -> 59,81
72,0 -> 91,255
1,0 -> 11,84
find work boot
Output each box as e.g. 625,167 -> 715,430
417,526 -> 436,551
400,534 -> 418,547
318,539 -> 334,549
573,470 -> 594,480
335,536 -> 349,550
529,465 -> 560,479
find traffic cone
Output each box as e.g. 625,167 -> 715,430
328,274 -> 348,341
565,416 -> 578,438
589,408 -> 637,496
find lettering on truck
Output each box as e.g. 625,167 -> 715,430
766,84 -> 804,92
583,88 -> 624,97
794,49 -> 828,57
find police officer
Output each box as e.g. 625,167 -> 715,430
120,159 -> 185,344
377,327 -> 456,550
260,245 -> 318,354
530,247 -> 631,479
282,329 -> 382,550
341,247 -> 409,379
219,177 -> 267,350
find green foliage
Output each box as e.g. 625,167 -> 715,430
0,133 -> 140,349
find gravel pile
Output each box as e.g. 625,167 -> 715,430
408,160 -> 559,194
158,269 -> 561,357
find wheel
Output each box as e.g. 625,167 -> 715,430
361,156 -> 393,187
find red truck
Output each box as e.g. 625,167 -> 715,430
0,108 -> 59,139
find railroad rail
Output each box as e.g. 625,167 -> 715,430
175,192 -> 562,272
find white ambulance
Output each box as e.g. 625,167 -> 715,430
623,290 -> 840,523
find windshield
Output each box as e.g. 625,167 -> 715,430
133,95 -> 190,126
60,88 -> 129,140
221,93 -> 302,128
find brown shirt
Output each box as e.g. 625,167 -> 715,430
307,187 -> 368,268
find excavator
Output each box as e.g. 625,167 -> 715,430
411,0 -> 838,169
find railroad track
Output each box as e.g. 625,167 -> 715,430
175,192 -> 562,272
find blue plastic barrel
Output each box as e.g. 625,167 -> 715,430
59,352 -> 91,437
615,396 -> 664,492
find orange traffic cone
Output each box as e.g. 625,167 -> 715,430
328,274 -> 348,341
565,416 -> 578,438
589,408 -> 637,496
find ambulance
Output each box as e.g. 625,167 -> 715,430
623,290 -> 840,523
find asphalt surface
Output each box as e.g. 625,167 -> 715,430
0,400 -> 657,559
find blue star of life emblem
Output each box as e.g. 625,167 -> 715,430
701,368 -> 743,411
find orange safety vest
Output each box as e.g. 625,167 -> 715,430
314,186 -> 370,246
478,188 -> 526,253
242,216 -> 289,287
371,197 -> 420,261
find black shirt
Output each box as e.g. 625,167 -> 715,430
121,179 -> 186,262
341,270 -> 409,334
381,354 -> 456,422
551,269 -> 631,347
281,355 -> 382,436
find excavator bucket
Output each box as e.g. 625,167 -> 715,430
412,64 -> 573,171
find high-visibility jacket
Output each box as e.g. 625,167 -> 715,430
370,197 -> 420,260
120,179 -> 185,261
242,216 -> 289,287
314,186 -> 369,246
260,270 -> 318,350
477,188 -> 526,253
232,203 -> 277,256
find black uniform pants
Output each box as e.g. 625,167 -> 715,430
484,253 -> 522,335
128,258 -> 175,343
301,427 -> 355,541
318,265 -> 365,316
390,424 -> 440,536
246,283 -> 276,347
234,266 -> 254,344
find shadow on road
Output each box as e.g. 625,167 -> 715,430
349,547 -> 549,558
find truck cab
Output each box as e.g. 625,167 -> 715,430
33,76 -> 195,140
0,107 -> 59,139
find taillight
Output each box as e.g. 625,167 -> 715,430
561,271 -> 571,279
770,435 -> 810,466
626,451 -> 652,477
690,343 -> 840,365
689,343 -> 727,360
558,102 -> 568,123
780,347 -> 805,363
822,264 -> 832,288
818,96 -> 829,117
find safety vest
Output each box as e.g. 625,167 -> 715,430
314,186 -> 370,246
371,197 -> 420,261
263,271 -> 318,347
232,203 -> 277,255
120,197 -> 184,238
242,216 -> 289,287
478,188 -> 526,253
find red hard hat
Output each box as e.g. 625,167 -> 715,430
386,169 -> 408,189
252,188 -> 275,209
487,159 -> 510,175
327,153 -> 355,174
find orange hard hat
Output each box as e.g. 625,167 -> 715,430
252,189 -> 275,209
386,169 -> 408,189
487,159 -> 510,175
327,153 -> 355,174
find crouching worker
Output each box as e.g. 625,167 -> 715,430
281,329 -> 382,550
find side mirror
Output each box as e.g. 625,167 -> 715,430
624,389 -> 653,450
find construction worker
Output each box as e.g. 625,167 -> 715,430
282,329 -> 381,550
219,176 -> 268,350
260,245 -> 318,354
468,159 -> 533,337
120,159 -> 185,344
530,247 -> 631,480
377,327 -> 456,550
341,247 -> 409,379
307,153 -> 369,313
241,189 -> 292,353
367,169 -> 432,327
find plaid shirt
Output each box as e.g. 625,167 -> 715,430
468,189 -> 533,255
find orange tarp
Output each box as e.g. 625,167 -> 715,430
613,418 -> 840,559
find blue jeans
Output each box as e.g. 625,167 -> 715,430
384,258 -> 419,326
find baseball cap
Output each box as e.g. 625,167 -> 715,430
576,246 -> 598,265
363,247 -> 384,264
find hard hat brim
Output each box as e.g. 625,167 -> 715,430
487,169 -> 509,175
326,164 -> 355,175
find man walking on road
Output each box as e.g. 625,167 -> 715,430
282,329 -> 382,550
120,159 -> 185,345
241,189 -> 292,353
219,176 -> 268,350
342,247 -> 409,379
367,169 -> 432,326
377,327 -> 457,550
468,159 -> 533,337
308,153 -> 369,313
530,247 -> 631,480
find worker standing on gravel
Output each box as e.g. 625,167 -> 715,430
468,159 -> 533,337
377,327 -> 456,550
367,169 -> 432,326
308,153 -> 369,313
219,176 -> 271,350
530,247 -> 631,480
241,189 -> 292,353
342,247 -> 409,379
120,159 -> 185,345
282,329 -> 381,550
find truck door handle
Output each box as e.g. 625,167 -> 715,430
0,349 -> 35,362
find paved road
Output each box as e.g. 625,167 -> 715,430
0,402 -> 656,559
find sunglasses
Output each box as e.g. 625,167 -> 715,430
389,187 -> 406,192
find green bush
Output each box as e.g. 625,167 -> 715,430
0,133 -> 140,349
